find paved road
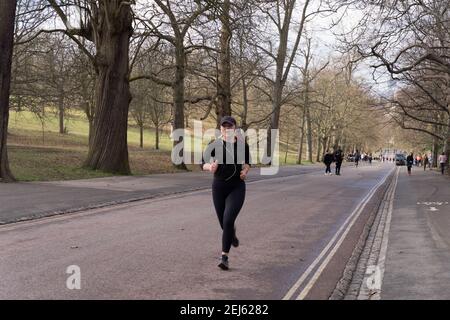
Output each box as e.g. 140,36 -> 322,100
0,164 -> 326,224
0,162 -> 394,299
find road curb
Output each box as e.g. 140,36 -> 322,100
0,186 -> 210,226
0,168 -> 321,226
329,169 -> 396,300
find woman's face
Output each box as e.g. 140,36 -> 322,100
221,123 -> 236,142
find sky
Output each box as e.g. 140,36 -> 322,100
301,1 -> 394,96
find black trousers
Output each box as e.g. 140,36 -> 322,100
212,179 -> 246,253
325,164 -> 331,173
335,161 -> 342,175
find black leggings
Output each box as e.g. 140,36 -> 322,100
325,164 -> 331,173
212,179 -> 246,253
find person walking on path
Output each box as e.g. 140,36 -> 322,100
201,116 -> 251,270
423,154 -> 429,171
334,147 -> 343,176
438,152 -> 448,175
407,152 -> 414,176
354,150 -> 361,168
323,150 -> 334,175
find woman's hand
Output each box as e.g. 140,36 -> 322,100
240,164 -> 250,180
203,160 -> 218,173
210,160 -> 219,173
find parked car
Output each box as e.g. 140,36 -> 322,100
346,154 -> 355,162
395,154 -> 406,166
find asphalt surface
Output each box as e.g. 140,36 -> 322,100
381,167 -> 450,299
0,162 -> 394,299
0,164 -> 325,224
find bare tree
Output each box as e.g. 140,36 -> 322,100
37,0 -> 135,174
0,0 -> 17,182
132,0 -> 213,169
343,0 -> 450,168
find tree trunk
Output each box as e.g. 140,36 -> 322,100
216,0 -> 232,126
155,125 -> 160,150
0,0 -> 17,182
284,128 -> 290,164
297,110 -> 306,164
84,4 -> 132,174
241,77 -> 249,130
139,124 -> 144,148
444,116 -> 450,174
305,104 -> 313,163
322,136 -> 328,157
316,133 -> 321,162
88,116 -> 94,147
326,137 -> 331,153
172,42 -> 187,170
58,92 -> 65,134
432,136 -> 438,167
266,82 -> 283,160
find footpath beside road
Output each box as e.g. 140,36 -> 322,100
382,167 -> 450,299
341,166 -> 450,299
0,164 -> 324,224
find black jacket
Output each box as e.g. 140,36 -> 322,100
201,138 -> 251,181
323,153 -> 334,165
334,150 -> 343,163
407,155 -> 414,166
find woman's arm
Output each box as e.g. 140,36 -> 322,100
201,140 -> 216,171
241,143 -> 251,180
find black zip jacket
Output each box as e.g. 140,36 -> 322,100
201,138 -> 251,181
323,153 -> 334,165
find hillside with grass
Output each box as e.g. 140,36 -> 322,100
8,110 -> 309,181
7,110 -> 193,181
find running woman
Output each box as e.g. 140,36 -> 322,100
201,116 -> 251,270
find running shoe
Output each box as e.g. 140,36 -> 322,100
218,255 -> 229,270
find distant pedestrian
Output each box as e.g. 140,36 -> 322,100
416,155 -> 422,167
438,152 -> 447,175
334,147 -> 343,176
406,153 -> 414,175
355,150 -> 361,168
423,154 -> 429,171
323,150 -> 333,175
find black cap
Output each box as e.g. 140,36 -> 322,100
220,115 -> 236,126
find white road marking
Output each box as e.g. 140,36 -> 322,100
282,167 -> 395,300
